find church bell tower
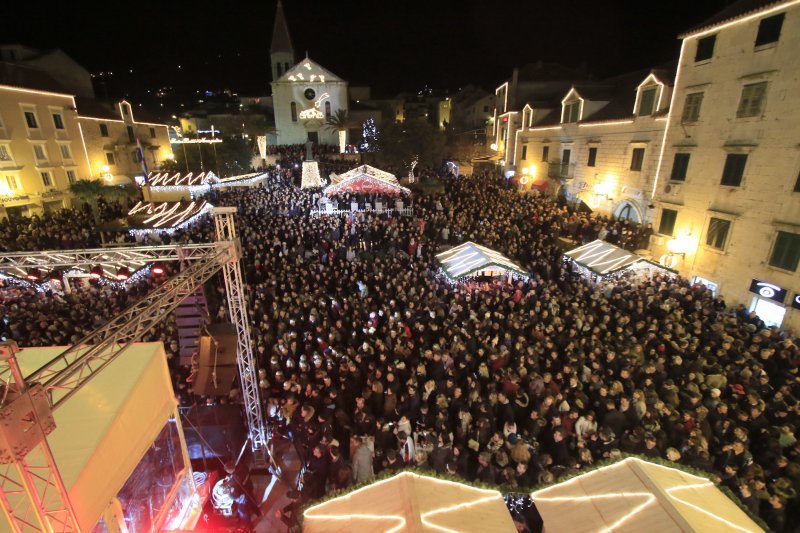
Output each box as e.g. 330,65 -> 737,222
270,0 -> 295,82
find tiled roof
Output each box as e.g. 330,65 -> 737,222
0,61 -> 71,94
680,0 -> 788,37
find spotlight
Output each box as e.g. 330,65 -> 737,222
90,265 -> 104,279
26,268 -> 42,281
151,263 -> 165,275
48,269 -> 63,283
116,267 -> 131,280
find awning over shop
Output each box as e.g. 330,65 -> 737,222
436,241 -> 528,280
532,457 -> 763,533
303,471 -> 516,533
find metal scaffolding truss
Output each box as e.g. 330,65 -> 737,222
0,208 -> 267,530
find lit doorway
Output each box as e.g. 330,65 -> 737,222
749,297 -> 786,328
612,201 -> 642,224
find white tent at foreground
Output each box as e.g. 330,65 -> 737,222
9,343 -> 191,531
303,471 -> 516,533
436,241 -> 528,280
532,457 -> 763,533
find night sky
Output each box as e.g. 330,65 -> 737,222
8,0 -> 732,98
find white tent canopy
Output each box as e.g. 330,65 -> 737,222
563,239 -> 643,276
532,457 -> 763,533
303,471 -> 516,533
324,164 -> 410,196
436,241 -> 528,279
12,343 -> 179,531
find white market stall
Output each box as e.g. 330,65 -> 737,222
436,241 -> 528,281
532,457 -> 763,533
564,239 -> 674,282
303,471 -> 516,533
9,343 -> 198,531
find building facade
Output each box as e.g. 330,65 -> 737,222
513,66 -> 674,223
650,0 -> 800,329
78,99 -> 172,185
0,71 -> 91,218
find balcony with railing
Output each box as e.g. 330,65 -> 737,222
547,160 -> 575,180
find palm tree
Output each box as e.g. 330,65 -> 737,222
324,109 -> 355,153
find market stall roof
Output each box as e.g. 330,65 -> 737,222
532,457 -> 763,533
303,471 -> 516,533
324,164 -> 410,196
436,241 -> 528,279
564,239 -> 644,275
12,343 -> 176,532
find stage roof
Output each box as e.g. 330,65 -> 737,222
324,164 -> 410,196
303,471 -> 516,533
13,343 -> 176,531
435,241 -> 528,279
532,457 -> 763,533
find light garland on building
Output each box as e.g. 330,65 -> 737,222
148,171 -> 219,187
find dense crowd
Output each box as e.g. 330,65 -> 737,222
0,163 -> 797,531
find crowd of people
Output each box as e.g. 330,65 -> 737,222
0,159 -> 797,531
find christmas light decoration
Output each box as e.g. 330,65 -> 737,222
359,118 -> 378,152
148,171 -> 219,187
301,161 -> 323,189
128,200 -> 211,229
257,136 -> 267,159
578,119 -> 635,127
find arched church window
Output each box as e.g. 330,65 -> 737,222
291,102 -> 297,122
277,63 -> 283,77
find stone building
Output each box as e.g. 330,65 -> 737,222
650,0 -> 800,329
512,65 -> 675,224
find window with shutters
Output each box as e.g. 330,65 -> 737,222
40,171 -> 52,187
66,170 -> 76,184
769,231 -> 800,271
737,83 -> 767,118
32,144 -> 47,162
637,88 -> 657,116
682,92 -> 703,123
562,101 -> 580,123
659,209 -> 677,236
587,147 -> 597,167
23,109 -> 39,129
630,148 -> 645,171
52,113 -> 64,130
721,154 -> 747,186
671,153 -> 690,181
59,144 -> 72,160
705,218 -> 731,250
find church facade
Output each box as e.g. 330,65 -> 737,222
270,1 -> 348,146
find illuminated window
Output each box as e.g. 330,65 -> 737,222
541,145 -> 549,162
99,123 -> 109,137
106,152 -> 116,165
630,148 -> 645,171
720,153 -> 747,186
659,208 -> 677,236
755,13 -> 784,47
638,88 -> 657,116
705,217 -> 730,250
562,101 -> 580,123
681,92 -> 703,122
291,102 -> 298,122
670,153 -> 690,181
66,170 -> 76,184
521,145 -> 528,160
40,171 -> 52,187
587,147 -> 597,167
737,82 -> 767,118
52,113 -> 64,130
769,231 -> 800,271
32,144 -> 47,161
24,109 -> 38,129
695,35 -> 716,62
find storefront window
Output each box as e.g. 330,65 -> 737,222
749,298 -> 786,328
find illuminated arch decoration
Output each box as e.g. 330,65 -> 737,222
147,171 -> 219,187
532,457 -> 763,533
303,471 -> 516,533
126,199 -> 212,235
